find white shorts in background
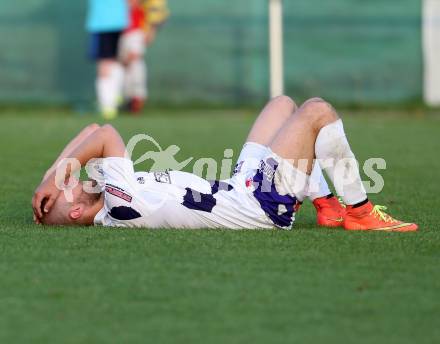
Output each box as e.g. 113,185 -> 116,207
119,29 -> 146,61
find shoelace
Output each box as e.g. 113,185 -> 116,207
337,197 -> 346,208
371,205 -> 395,223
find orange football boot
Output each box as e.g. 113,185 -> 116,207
344,201 -> 418,232
313,195 -> 346,227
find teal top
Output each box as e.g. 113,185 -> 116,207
86,0 -> 129,33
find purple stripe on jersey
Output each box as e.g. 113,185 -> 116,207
182,188 -> 217,213
109,206 -> 141,220
209,180 -> 234,194
252,159 -> 296,228
182,181 -> 233,213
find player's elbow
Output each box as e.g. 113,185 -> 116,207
100,124 -> 117,136
100,124 -> 122,145
84,123 -> 101,136
87,123 -> 101,131
92,125 -> 115,144
99,124 -> 126,158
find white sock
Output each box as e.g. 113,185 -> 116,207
96,76 -> 114,112
315,119 -> 367,205
96,62 -> 124,113
125,59 -> 147,99
112,62 -> 124,101
307,161 -> 331,201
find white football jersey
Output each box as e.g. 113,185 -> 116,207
90,142 -> 303,230
91,157 -> 274,229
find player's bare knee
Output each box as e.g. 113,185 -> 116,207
301,97 -> 338,129
270,95 -> 298,117
127,52 -> 141,64
97,59 -> 115,78
274,95 -> 296,109
302,97 -> 331,111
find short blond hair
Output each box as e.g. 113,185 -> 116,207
40,196 -> 74,226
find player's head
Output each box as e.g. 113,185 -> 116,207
41,182 -> 102,226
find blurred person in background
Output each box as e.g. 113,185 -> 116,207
119,0 -> 169,114
86,0 -> 129,119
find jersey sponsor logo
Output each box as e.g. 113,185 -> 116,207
154,170 -> 171,184
105,184 -> 132,203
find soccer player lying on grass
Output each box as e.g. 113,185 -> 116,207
32,96 -> 418,231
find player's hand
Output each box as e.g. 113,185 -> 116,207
33,213 -> 42,225
32,177 -> 60,220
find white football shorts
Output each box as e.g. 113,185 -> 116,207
232,142 -> 309,229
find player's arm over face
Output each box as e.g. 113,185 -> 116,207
43,123 -> 101,182
32,124 -> 127,221
68,124 -> 127,165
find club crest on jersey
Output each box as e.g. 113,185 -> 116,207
105,184 -> 132,203
154,170 -> 171,184
233,161 -> 244,175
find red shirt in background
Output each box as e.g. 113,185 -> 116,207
125,5 -> 146,32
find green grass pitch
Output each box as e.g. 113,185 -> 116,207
0,108 -> 439,343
